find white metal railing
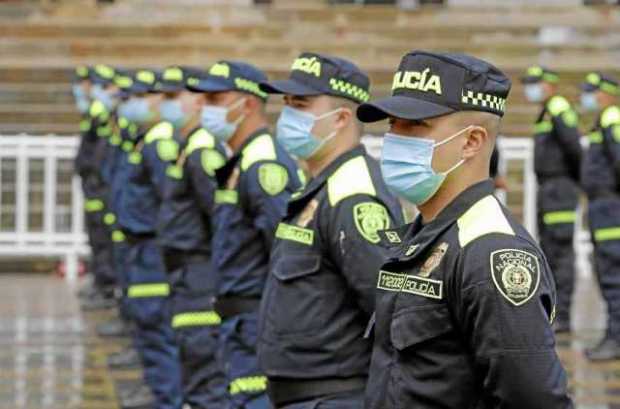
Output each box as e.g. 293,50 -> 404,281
0,134 -> 591,281
0,135 -> 88,282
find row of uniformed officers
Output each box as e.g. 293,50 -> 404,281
71,49 -> 618,409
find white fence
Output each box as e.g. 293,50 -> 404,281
0,134 -> 591,281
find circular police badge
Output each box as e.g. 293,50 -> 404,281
490,249 -> 540,306
258,163 -> 289,196
353,202 -> 390,243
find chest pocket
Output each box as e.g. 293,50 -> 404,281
390,304 -> 452,351
266,253 -> 324,335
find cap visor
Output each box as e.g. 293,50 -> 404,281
357,95 -> 455,123
580,83 -> 598,92
520,76 -> 542,84
259,79 -> 321,96
187,78 -> 233,93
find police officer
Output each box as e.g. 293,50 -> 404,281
357,50 -> 573,408
200,61 -> 302,408
117,66 -> 184,409
521,66 -> 582,333
579,72 -> 620,360
105,70 -> 160,370
256,53 -> 403,408
76,64 -> 120,310
157,67 -> 228,407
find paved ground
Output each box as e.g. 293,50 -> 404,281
0,271 -> 617,408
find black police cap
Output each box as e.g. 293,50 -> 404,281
581,71 -> 620,96
520,66 -> 559,85
90,64 -> 116,86
188,61 -> 268,100
154,66 -> 193,93
357,51 -> 510,122
260,52 -> 370,104
73,65 -> 90,82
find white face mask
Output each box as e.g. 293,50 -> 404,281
524,84 -> 544,103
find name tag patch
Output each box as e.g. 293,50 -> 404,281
377,270 -> 443,300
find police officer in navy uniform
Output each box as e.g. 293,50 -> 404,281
357,51 -> 573,408
200,61 -> 302,408
521,66 -> 582,333
156,67 -> 228,407
256,53 -> 403,408
579,72 -> 620,360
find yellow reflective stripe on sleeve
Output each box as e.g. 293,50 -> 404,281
215,189 -> 238,204
166,165 -> 183,179
327,156 -> 376,206
457,195 -> 514,247
275,223 -> 314,245
229,376 -> 267,395
85,199 -> 104,212
534,121 -> 552,134
89,100 -> 105,118
594,227 -> 620,242
601,105 -> 620,128
97,125 -> 112,138
127,283 -> 170,298
201,149 -> 226,176
103,212 -> 116,226
112,230 -> 126,243
171,311 -> 221,328
157,139 -> 179,162
240,134 -> 277,171
589,131 -> 603,144
543,211 -> 576,225
144,122 -> 174,144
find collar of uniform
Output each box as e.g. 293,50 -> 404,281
389,179 -> 495,263
215,127 -> 269,186
286,145 -> 367,215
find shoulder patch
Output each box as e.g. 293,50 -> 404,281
353,202 -> 390,244
145,122 -> 174,144
546,95 -> 570,116
186,128 -> 216,156
490,249 -> 541,306
457,195 -> 514,247
328,156 -> 376,206
258,163 -> 289,196
156,139 -> 179,162
201,149 -> 226,176
241,134 -> 276,171
561,109 -> 578,127
601,105 -> 620,128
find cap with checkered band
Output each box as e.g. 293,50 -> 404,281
580,71 -> 619,96
520,66 -> 559,85
357,50 -> 511,123
259,52 -> 370,104
188,61 -> 268,100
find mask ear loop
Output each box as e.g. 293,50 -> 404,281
228,97 -> 247,126
433,125 -> 475,175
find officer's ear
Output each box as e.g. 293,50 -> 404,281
461,125 -> 488,160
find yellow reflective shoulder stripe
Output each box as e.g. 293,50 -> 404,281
594,227 -> 620,242
215,189 -> 238,204
327,156 -> 376,207
79,119 -> 90,132
157,139 -> 180,162
534,121 -> 552,134
144,122 -> 174,145
229,376 -> 267,395
112,230 -> 126,243
240,134 -> 277,171
166,164 -> 183,179
201,149 -> 226,176
457,195 -> 514,247
601,105 -> 620,128
129,152 -> 142,165
275,223 -> 314,245
185,128 -> 216,156
109,133 -> 122,146
118,117 -> 129,129
122,141 -> 134,152
171,311 -> 221,328
546,95 -> 570,116
543,210 -> 576,225
589,131 -> 603,144
127,283 -> 170,298
97,125 -> 112,138
103,212 -> 116,225
89,100 -> 105,118
84,199 -> 104,212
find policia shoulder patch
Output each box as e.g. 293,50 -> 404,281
258,163 -> 289,196
490,249 -> 540,306
353,202 -> 390,243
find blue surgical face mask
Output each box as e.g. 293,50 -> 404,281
524,84 -> 544,103
580,92 -> 598,112
276,106 -> 341,159
380,126 -> 471,205
119,97 -> 153,124
200,98 -> 246,143
72,84 -> 90,114
160,99 -> 187,128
